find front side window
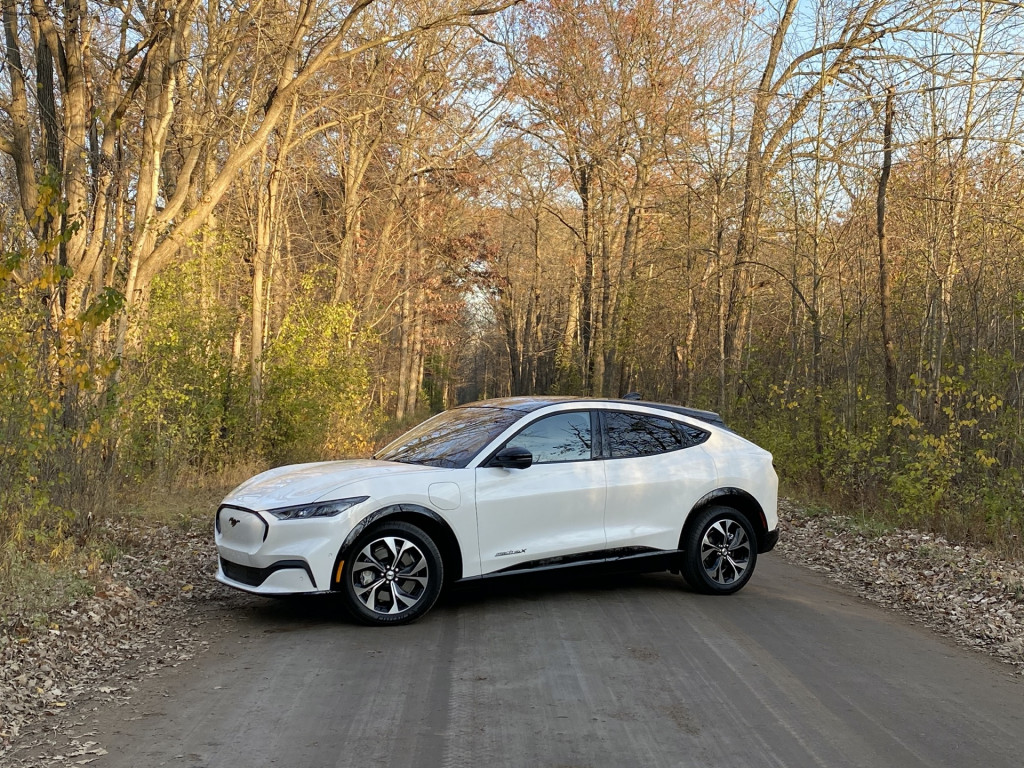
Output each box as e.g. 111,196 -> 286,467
605,411 -> 686,458
506,411 -> 593,464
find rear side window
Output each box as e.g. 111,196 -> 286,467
506,411 -> 593,464
605,411 -> 705,458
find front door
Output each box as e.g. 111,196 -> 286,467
475,410 -> 606,574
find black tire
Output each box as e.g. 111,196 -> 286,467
681,505 -> 757,595
340,520 -> 444,625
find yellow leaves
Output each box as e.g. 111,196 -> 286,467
30,271 -> 55,292
974,450 -> 999,469
79,419 -> 103,450
890,403 -> 923,431
49,531 -> 76,565
23,264 -> 74,295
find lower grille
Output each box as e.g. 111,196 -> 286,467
220,557 -> 317,589
221,558 -> 269,586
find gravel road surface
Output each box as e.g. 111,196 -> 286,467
72,555 -> 1024,768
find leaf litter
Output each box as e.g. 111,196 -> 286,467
776,499 -> 1024,673
0,523 -> 250,766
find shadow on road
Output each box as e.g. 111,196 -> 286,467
444,568 -> 686,609
220,568 -> 695,630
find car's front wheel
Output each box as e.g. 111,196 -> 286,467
681,505 -> 757,595
341,521 -> 444,625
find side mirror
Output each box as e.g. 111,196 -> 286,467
489,446 -> 533,469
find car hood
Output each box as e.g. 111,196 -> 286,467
222,459 -> 438,510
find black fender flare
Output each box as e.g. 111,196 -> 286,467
682,487 -> 769,549
330,504 -> 456,589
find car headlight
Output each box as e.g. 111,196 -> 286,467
266,496 -> 369,521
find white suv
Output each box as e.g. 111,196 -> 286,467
216,397 -> 779,625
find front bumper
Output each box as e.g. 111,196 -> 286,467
217,557 -> 319,593
215,504 -> 345,595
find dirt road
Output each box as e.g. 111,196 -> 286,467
79,555 -> 1024,767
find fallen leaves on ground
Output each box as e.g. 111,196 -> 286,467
0,522 -> 243,765
777,499 -> 1024,673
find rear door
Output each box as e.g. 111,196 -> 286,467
601,409 -> 717,551
475,409 -> 606,574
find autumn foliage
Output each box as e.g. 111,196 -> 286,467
3,0 -> 1024,589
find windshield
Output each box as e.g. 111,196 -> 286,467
375,406 -> 521,468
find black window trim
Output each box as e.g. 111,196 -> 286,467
480,408 -> 598,467
596,407 -> 709,460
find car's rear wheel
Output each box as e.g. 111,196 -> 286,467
681,505 -> 757,595
341,521 -> 444,625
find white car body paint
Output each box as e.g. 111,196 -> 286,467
475,461 -> 607,573
215,398 -> 779,604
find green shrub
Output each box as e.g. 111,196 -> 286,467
0,195 -> 122,582
118,258 -> 239,478
261,291 -> 378,463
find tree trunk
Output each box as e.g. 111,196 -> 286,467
725,0 -> 798,393
877,86 -> 898,419
2,0 -> 39,225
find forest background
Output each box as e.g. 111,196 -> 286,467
3,0 -> 1024,602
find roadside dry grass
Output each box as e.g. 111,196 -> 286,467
0,462 -> 262,626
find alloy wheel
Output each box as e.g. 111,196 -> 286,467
699,518 -> 751,586
350,535 -> 430,616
